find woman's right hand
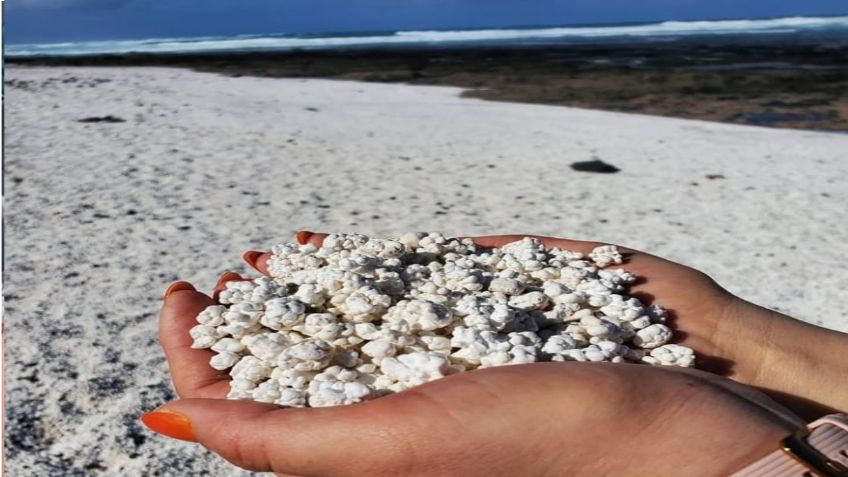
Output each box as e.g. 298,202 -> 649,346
245,232 -> 848,418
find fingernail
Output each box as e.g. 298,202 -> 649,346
140,410 -> 196,442
242,251 -> 263,268
164,281 -> 195,299
215,271 -> 242,289
296,230 -> 314,245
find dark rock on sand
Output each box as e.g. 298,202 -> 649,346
77,115 -> 125,123
570,159 -> 620,173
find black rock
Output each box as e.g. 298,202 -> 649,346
570,159 -> 620,173
77,115 -> 125,123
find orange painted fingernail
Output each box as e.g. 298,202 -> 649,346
243,251 -> 263,268
215,272 -> 242,289
296,230 -> 313,245
140,410 -> 196,442
164,281 -> 195,299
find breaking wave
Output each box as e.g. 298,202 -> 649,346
8,15 -> 848,57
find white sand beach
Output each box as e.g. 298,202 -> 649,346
5,66 -> 848,475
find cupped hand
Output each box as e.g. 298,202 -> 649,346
153,279 -> 800,476
244,232 -> 848,418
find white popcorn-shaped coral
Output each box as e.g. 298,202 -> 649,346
643,344 -> 695,367
196,305 -> 227,327
361,339 -> 399,360
508,291 -> 549,310
190,232 -> 695,407
218,277 -> 288,305
378,351 -> 452,391
210,351 -> 241,370
242,332 -> 289,362
221,302 -> 264,338
293,283 -> 326,307
211,337 -> 245,353
267,243 -> 325,276
338,286 -> 392,322
227,378 -> 257,400
600,295 -> 645,321
252,380 -> 284,403
450,327 -> 507,366
261,297 -> 307,330
480,331 -> 541,367
589,245 -> 624,267
271,367 -> 311,391
382,299 -> 454,332
633,323 -> 673,349
449,327 -> 541,367
230,356 -> 273,382
190,325 -> 222,349
307,366 -> 375,407
295,313 -> 353,342
488,277 -> 526,295
277,339 -> 335,372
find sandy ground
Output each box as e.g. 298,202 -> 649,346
4,66 -> 847,475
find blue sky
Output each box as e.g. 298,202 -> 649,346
7,0 -> 848,44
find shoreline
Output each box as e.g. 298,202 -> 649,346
9,42 -> 848,132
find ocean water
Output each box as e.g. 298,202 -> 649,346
7,15 -> 848,57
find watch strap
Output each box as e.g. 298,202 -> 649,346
732,414 -> 848,477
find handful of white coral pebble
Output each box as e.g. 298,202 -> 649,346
190,233 -> 694,407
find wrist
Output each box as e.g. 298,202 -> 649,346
730,413 -> 848,476
717,299 -> 848,417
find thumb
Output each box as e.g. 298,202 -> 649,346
140,398 -> 407,476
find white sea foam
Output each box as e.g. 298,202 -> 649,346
7,15 -> 848,57
398,16 -> 848,40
